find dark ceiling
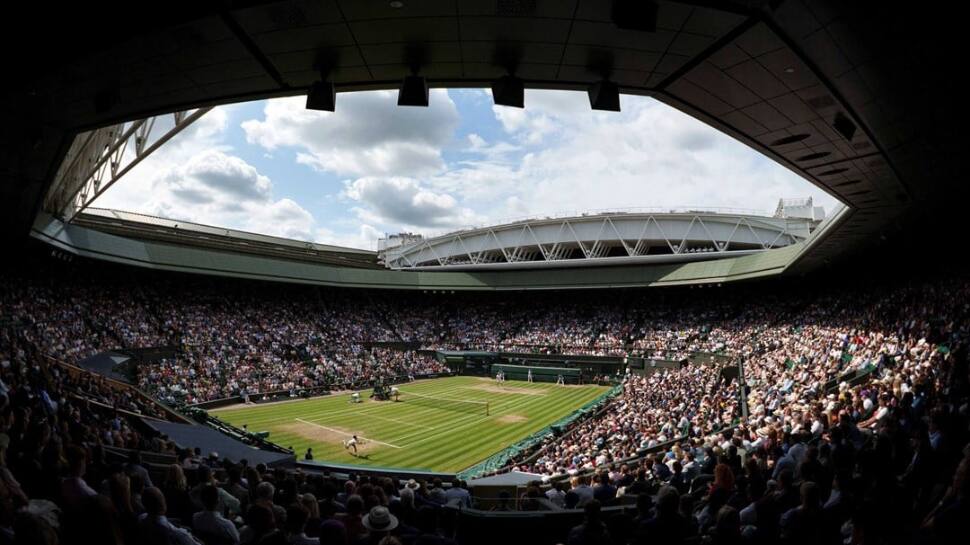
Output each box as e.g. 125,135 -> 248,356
0,0 -> 963,276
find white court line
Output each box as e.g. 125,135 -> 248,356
296,392 -> 468,422
385,391 -> 513,444
293,384 -> 469,421
294,418 -> 402,449
396,390 -> 546,447
362,412 -> 436,430
387,409 -> 485,443
291,402 -> 391,421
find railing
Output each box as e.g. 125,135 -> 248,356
187,412 -> 294,456
43,354 -> 192,424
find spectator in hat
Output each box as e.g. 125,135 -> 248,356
361,505 -> 399,545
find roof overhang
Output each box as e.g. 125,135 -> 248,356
381,210 -> 818,271
31,204 -> 849,290
3,0 -> 936,282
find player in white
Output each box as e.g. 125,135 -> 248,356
527,369 -> 533,383
556,374 -> 565,386
391,386 -> 400,401
343,434 -> 360,455
350,392 -> 361,404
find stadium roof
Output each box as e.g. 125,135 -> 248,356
379,208 -> 822,270
2,1 -> 962,287
78,207 -> 381,268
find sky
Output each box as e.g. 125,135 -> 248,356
94,89 -> 839,250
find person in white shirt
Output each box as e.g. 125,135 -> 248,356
545,481 -> 567,507
192,484 -> 240,545
444,479 -> 471,508
138,487 -> 203,545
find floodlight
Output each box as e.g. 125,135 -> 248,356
398,75 -> 429,106
491,75 -> 524,108
305,80 -> 335,111
588,80 -> 621,112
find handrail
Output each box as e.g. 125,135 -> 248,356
44,354 -> 193,424
68,393 -> 169,423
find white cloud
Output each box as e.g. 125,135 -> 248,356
142,150 -> 318,241
250,198 -> 316,240
95,90 -> 839,251
458,90 -> 840,219
315,224 -> 384,251
241,90 -> 460,177
342,177 -> 484,229
95,109 -> 323,243
331,91 -> 838,243
162,150 -> 271,203
465,133 -> 520,160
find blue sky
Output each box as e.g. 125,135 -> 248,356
95,89 -> 839,250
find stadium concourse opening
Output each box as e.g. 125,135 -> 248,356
3,2 -> 969,545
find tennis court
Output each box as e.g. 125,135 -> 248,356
211,375 -> 609,473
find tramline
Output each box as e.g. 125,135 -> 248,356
396,389 -> 490,416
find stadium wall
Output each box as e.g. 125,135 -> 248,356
295,460 -> 457,482
491,363 -> 581,384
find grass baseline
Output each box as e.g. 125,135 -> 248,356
214,375 -> 608,473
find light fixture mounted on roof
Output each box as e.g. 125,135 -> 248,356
306,58 -> 337,111
588,80 -> 621,112
306,79 -> 335,112
491,75 -> 524,108
833,112 -> 857,142
398,75 -> 429,107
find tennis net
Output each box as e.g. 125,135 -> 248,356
397,390 -> 489,416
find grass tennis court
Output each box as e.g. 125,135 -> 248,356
211,376 -> 609,473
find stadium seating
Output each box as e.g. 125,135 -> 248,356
0,260 -> 968,544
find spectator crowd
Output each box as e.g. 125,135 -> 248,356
0,262 -> 968,543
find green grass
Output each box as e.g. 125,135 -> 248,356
212,376 -> 608,473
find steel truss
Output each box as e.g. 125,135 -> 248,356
44,108 -> 212,221
383,213 -> 809,270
